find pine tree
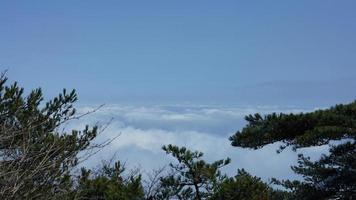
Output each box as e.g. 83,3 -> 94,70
75,161 -> 144,200
211,169 -> 290,200
229,102 -> 356,199
155,144 -> 230,200
0,73 -> 100,199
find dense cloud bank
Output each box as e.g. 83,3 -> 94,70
66,104 -> 329,181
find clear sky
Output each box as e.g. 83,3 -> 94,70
1,1 -> 355,182
1,1 -> 356,106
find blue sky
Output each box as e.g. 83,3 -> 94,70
1,1 -> 356,106
1,1 -> 355,182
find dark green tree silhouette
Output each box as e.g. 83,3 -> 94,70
0,73 -> 103,199
229,102 -> 356,199
155,144 -> 230,200
75,161 -> 144,200
211,169 -> 290,200
272,142 -> 355,199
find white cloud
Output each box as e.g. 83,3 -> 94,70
68,104 -> 327,182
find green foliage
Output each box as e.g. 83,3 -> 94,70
0,73 -> 98,199
273,141 -> 356,200
230,102 -> 356,199
156,144 -> 230,200
211,169 -> 290,200
229,102 -> 356,150
75,161 -> 144,200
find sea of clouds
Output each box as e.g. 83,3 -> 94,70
65,104 -> 330,182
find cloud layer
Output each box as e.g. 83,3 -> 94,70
66,104 -> 328,182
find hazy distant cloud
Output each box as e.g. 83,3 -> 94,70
75,104 -> 307,135
235,78 -> 356,107
68,104 -> 327,182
